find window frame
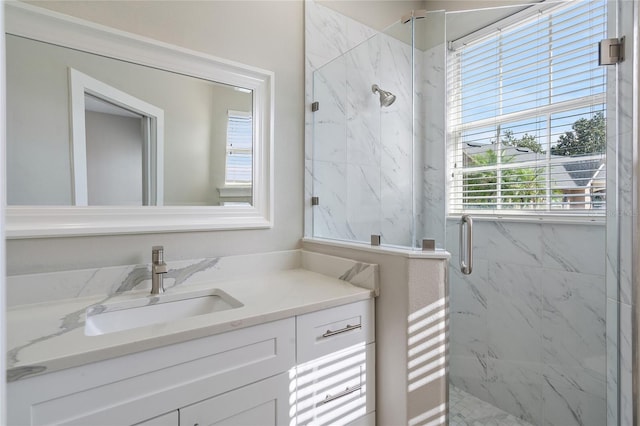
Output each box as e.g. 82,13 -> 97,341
224,110 -> 253,186
446,0 -> 607,222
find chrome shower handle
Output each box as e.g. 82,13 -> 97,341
459,214 -> 473,275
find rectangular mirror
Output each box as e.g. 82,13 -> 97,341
5,2 -> 273,237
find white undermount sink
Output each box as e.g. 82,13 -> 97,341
84,289 -> 243,336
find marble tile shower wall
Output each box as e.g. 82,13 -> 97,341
415,19 -> 446,250
305,0 -> 423,247
605,2 -> 635,425
446,219 -> 606,426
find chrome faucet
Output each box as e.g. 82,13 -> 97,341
151,246 -> 168,295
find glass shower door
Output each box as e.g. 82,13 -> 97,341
443,1 -> 622,424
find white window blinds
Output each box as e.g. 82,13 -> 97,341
225,110 -> 253,184
448,0 -> 607,216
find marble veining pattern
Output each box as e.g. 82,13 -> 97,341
379,33 -> 414,246
306,0 -> 420,247
311,161 -> 352,240
304,0 -> 348,72
345,37 -> 381,168
540,224 -> 605,275
605,297 -> 619,424
312,55 -> 347,164
618,302 -> 633,426
449,219 -> 607,425
486,358 -> 542,425
7,250 -> 378,381
608,1 -> 635,425
346,164 -> 381,242
416,17 -> 447,249
603,0 -> 634,424
449,385 -> 535,426
7,258 -> 223,377
487,262 -> 542,363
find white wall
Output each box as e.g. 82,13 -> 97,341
6,35 -> 73,205
7,0 -> 304,274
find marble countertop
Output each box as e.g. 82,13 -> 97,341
7,250 -> 378,382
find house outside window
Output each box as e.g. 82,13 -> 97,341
448,0 -> 607,216
225,110 -> 253,185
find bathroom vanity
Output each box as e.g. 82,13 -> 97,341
6,250 -> 378,426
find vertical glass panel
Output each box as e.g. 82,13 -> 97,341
412,11 -> 447,249
312,53 -> 350,240
344,36 -> 383,243
377,18 -> 414,247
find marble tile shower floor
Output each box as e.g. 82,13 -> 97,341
449,385 -> 535,426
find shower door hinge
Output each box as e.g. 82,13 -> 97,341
311,101 -> 320,112
599,37 -> 625,65
311,196 -> 319,206
422,239 -> 436,251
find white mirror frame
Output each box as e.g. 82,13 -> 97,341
5,2 -> 274,238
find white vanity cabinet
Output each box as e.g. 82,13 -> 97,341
132,373 -> 290,426
8,318 -> 296,426
8,299 -> 375,426
295,301 -> 376,426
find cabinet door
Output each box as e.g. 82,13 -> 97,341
133,411 -> 178,426
8,318 -> 295,426
180,373 -> 290,426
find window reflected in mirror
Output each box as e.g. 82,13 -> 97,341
6,34 -> 253,207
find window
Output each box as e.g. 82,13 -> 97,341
448,0 -> 607,216
225,110 -> 253,184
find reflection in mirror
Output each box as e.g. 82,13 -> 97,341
84,94 -> 150,206
6,34 -> 253,207
5,1 -> 273,237
71,68 -> 165,206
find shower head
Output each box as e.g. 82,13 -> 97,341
371,84 -> 396,107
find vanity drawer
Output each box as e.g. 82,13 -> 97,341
295,342 -> 375,426
296,299 -> 374,363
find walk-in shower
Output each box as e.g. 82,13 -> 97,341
306,0 -> 633,424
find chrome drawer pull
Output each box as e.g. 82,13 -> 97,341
322,323 -> 361,338
315,384 -> 363,407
